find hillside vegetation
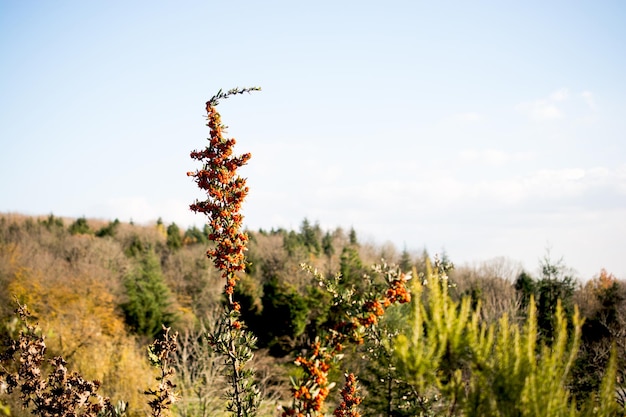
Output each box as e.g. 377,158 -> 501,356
0,213 -> 624,416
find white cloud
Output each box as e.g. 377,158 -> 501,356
458,149 -> 533,166
517,88 -> 570,121
307,164 -> 626,223
517,88 -> 602,123
533,168 -> 586,182
453,112 -> 484,122
468,166 -> 621,207
517,101 -> 563,121
581,91 -> 597,110
614,164 -> 626,193
549,88 -> 569,101
320,165 -> 343,183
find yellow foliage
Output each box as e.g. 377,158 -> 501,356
155,221 -> 167,239
1,243 -> 155,417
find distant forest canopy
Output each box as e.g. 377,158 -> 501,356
1,212 -> 625,416
0,211 -> 612,281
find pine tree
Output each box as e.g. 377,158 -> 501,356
339,245 -> 365,290
166,222 -> 183,250
121,249 -> 175,338
299,218 -> 321,255
261,277 -> 309,354
68,216 -> 91,235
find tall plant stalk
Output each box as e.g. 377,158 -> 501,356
188,87 -> 261,417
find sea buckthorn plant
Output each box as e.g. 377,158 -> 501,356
145,326 -> 179,417
281,263 -> 412,416
333,373 -> 362,417
0,304 -> 179,417
187,88 -> 414,417
187,87 -> 261,417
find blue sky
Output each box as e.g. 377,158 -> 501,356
1,1 -> 625,279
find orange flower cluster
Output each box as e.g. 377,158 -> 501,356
188,100 -> 251,299
333,373 -> 362,417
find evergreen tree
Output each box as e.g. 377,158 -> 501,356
40,213 -> 64,230
183,225 -> 208,245
68,217 -> 91,235
348,227 -> 358,246
339,245 -> 365,289
322,231 -> 335,276
515,270 -> 536,309
124,233 -> 151,257
535,254 -> 577,342
121,249 -> 175,338
299,218 -> 321,255
166,222 -> 183,250
322,231 -> 334,258
283,230 -> 301,257
260,277 -> 309,355
95,219 -> 120,238
399,248 -> 412,272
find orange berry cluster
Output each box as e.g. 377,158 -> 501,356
385,272 -> 412,304
343,272 -> 412,334
188,100 -> 251,299
333,373 -> 362,417
283,269 -> 412,416
284,341 -> 333,415
359,300 -> 385,326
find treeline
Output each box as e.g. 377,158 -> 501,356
0,213 -> 625,416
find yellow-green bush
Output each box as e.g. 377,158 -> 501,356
395,260 -> 619,417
